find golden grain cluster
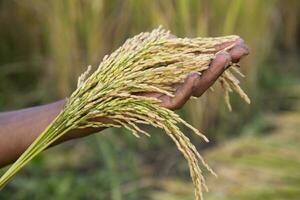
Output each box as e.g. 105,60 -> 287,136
0,27 -> 249,200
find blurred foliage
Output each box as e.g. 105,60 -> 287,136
0,0 -> 300,199
148,100 -> 300,200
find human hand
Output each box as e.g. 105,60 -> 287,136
142,37 -> 249,110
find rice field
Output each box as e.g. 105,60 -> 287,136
0,0 -> 299,199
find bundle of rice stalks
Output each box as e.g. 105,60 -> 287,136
0,27 -> 249,200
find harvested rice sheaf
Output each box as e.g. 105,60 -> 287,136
0,27 -> 250,200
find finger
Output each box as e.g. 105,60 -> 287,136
214,37 -> 244,51
218,38 -> 249,62
229,43 -> 249,63
214,40 -> 236,52
192,52 -> 231,97
160,73 -> 200,110
192,39 -> 249,97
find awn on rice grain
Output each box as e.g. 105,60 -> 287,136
0,27 -> 250,200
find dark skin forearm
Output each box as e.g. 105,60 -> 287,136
0,101 -> 62,167
0,38 -> 249,168
0,99 -> 108,167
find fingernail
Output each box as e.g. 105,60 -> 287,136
216,51 -> 231,68
189,72 -> 201,79
188,73 -> 200,88
194,72 -> 202,76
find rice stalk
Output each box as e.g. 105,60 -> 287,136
0,26 -> 250,200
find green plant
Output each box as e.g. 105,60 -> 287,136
0,27 -> 249,200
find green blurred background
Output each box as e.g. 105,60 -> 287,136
0,0 -> 300,199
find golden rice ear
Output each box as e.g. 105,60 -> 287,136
0,26 -> 249,200
77,65 -> 92,88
